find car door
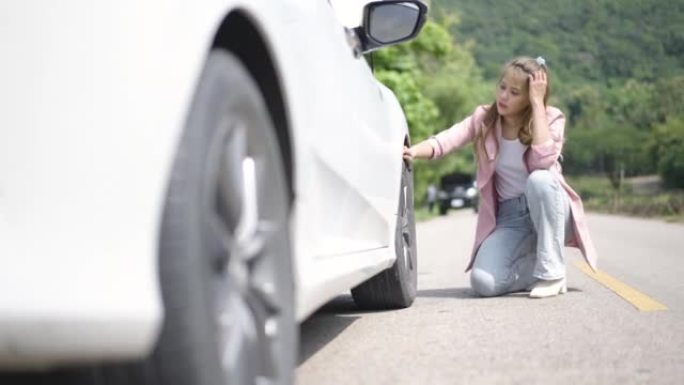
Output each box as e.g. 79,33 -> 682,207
297,0 -> 399,259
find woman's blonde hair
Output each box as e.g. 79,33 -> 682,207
474,56 -> 550,160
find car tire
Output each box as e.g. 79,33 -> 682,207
1,50 -> 296,385
146,49 -> 297,385
350,160 -> 417,309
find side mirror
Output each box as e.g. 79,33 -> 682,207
355,0 -> 428,54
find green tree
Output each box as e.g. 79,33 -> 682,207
373,18 -> 486,204
649,117 -> 684,189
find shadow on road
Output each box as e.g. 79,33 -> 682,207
417,286 -> 583,300
417,287 -> 475,299
298,294 -> 360,365
299,293 -> 403,365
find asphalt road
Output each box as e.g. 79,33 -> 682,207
296,211 -> 684,385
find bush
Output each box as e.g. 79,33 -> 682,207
566,175 -> 684,219
650,117 -> 684,188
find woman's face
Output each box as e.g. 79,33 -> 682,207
496,70 -> 530,119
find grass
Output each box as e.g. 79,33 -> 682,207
565,175 -> 684,222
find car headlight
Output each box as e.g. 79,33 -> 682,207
466,187 -> 477,198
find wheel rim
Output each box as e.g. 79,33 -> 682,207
400,170 -> 414,272
204,119 -> 288,384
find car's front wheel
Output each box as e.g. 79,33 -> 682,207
439,203 -> 449,215
148,49 -> 297,385
1,49 -> 296,385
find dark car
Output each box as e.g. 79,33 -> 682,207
438,172 -> 479,215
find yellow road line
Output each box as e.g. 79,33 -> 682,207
573,261 -> 668,312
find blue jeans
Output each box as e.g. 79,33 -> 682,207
470,170 -> 573,297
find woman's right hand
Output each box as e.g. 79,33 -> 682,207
403,146 -> 415,162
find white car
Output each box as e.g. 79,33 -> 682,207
0,0 -> 426,384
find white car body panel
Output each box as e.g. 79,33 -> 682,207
0,0 -> 409,367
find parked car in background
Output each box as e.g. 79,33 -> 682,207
0,1 -> 427,384
438,172 -> 479,214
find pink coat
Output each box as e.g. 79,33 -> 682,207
428,105 -> 598,272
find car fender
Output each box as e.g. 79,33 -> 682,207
0,0 -> 309,367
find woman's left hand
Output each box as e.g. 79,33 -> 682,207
528,70 -> 547,106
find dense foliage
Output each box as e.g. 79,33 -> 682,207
376,0 -> 684,199
433,0 -> 684,83
433,0 -> 684,187
372,18 -> 488,201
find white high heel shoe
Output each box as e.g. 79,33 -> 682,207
529,278 -> 567,298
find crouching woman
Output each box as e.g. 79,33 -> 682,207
403,56 -> 597,298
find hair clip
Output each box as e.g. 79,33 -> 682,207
536,56 -> 546,67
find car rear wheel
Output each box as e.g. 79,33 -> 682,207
350,160 -> 417,309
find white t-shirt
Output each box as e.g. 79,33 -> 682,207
495,132 -> 530,202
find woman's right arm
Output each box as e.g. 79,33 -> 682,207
403,140 -> 435,161
403,106 -> 485,162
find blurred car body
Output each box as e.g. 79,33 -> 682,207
0,0 -> 426,383
438,172 -> 479,214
